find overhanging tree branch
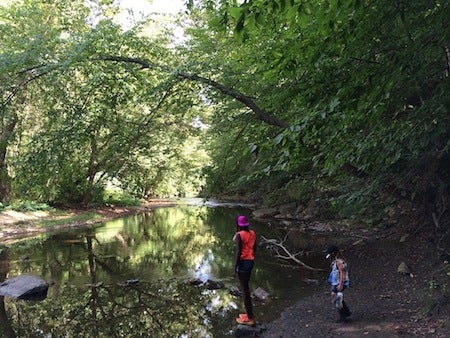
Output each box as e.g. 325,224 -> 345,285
95,56 -> 289,129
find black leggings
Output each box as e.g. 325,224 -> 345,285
238,271 -> 254,319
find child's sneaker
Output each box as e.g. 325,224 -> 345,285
236,316 -> 255,326
238,313 -> 248,320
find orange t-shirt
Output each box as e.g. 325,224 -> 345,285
238,230 -> 256,260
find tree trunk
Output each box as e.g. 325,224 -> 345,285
0,116 -> 17,203
82,176 -> 94,205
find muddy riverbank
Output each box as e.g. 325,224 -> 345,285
261,225 -> 449,337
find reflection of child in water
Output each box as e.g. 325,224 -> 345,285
326,245 -> 352,321
233,215 -> 256,326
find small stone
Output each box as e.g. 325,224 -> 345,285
235,323 -> 266,337
86,281 -> 103,288
397,262 -> 411,275
188,278 -> 203,286
252,287 -> 269,301
303,278 -> 319,285
228,285 -> 241,297
125,279 -> 139,285
400,234 -> 409,242
205,279 -> 224,290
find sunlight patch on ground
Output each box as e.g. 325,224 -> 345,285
0,210 -> 50,225
333,321 -> 400,336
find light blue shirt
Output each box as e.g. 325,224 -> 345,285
328,259 -> 350,286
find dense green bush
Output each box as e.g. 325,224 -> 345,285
6,200 -> 54,212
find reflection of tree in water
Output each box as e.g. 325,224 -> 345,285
3,207 -> 237,337
4,226 -> 214,337
7,279 -> 210,337
0,249 -> 15,338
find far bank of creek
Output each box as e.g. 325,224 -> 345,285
0,198 -> 334,337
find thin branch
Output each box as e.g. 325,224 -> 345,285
261,235 -> 324,271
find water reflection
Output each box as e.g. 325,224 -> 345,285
1,205 -> 325,337
0,249 -> 15,338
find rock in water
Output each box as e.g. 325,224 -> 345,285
252,287 -> 270,301
235,323 -> 267,337
0,275 -> 49,301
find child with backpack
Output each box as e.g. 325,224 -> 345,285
326,245 -> 352,321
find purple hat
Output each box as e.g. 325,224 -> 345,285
237,215 -> 249,227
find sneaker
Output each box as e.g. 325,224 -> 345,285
338,304 -> 352,319
342,304 -> 352,318
236,316 -> 255,326
239,313 -> 248,320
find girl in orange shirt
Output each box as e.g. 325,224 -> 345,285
233,215 -> 257,326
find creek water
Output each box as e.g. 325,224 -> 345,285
0,200 -> 329,337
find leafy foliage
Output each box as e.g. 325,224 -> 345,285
0,0 -> 209,204
4,200 -> 53,212
1,0 -> 450,227
186,0 -> 450,223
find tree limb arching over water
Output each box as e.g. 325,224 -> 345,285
96,56 -> 289,129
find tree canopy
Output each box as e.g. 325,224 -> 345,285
185,0 -> 450,223
1,0 -> 209,205
0,0 -> 449,229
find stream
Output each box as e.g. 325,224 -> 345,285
0,200 -> 330,337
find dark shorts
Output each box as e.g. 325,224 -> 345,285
236,260 -> 254,273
